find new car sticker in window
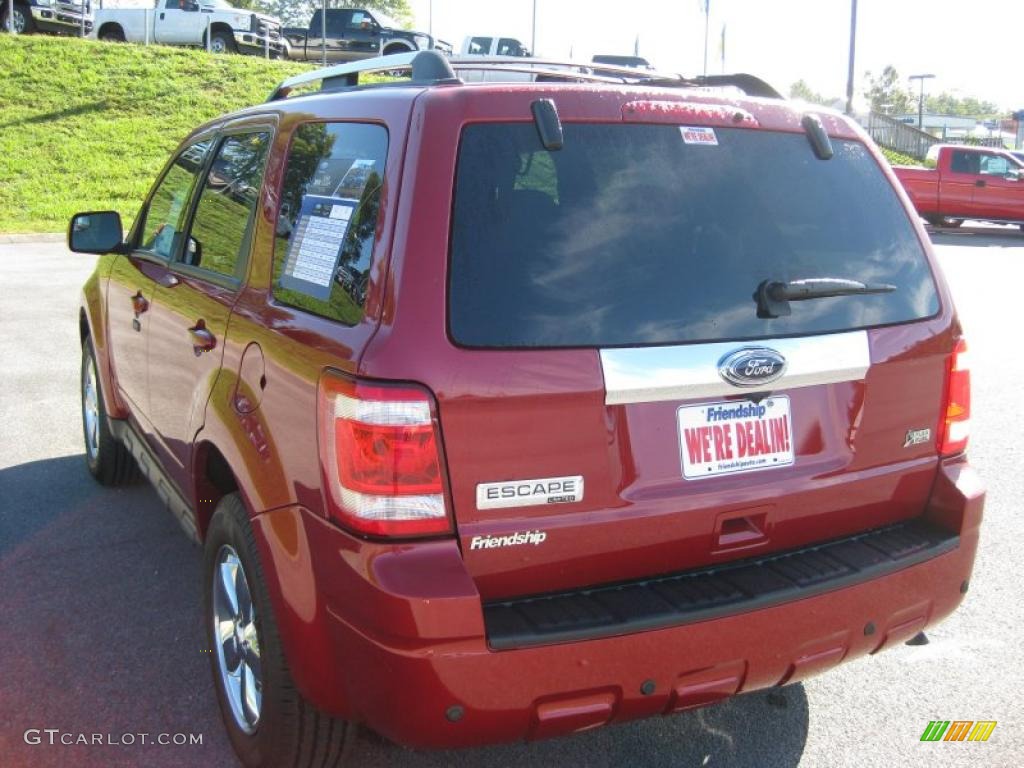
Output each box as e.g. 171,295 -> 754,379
680,126 -> 718,145
279,195 -> 357,301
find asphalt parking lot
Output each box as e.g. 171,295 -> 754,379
1,228 -> 1022,768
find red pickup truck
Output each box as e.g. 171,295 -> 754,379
893,144 -> 1024,229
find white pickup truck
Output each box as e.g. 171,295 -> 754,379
460,35 -> 530,57
92,0 -> 285,56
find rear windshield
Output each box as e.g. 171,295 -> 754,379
448,123 -> 939,348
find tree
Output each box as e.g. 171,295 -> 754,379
862,66 -> 913,115
923,91 -> 999,120
260,0 -> 413,29
789,80 -> 838,108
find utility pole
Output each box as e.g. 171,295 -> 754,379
909,74 -> 935,130
6,0 -> 15,34
321,0 -> 327,66
702,0 -> 710,76
531,0 -> 537,58
428,0 -> 432,37
845,0 -> 857,115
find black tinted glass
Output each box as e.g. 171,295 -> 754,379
272,122 -> 388,325
449,124 -> 939,348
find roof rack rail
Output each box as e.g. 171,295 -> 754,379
266,51 -> 782,102
267,50 -> 459,101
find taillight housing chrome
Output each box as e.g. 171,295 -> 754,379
317,371 -> 452,537
938,338 -> 970,456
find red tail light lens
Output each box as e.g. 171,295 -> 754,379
317,372 -> 451,537
938,339 -> 970,456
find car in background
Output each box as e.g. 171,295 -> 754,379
592,54 -> 652,68
285,7 -> 449,62
460,35 -> 530,56
93,0 -> 284,55
896,144 -> 1024,230
2,0 -> 91,36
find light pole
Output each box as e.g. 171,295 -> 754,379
845,0 -> 857,116
428,0 -> 432,37
702,0 -> 710,76
6,0 -> 14,34
909,73 -> 935,130
531,0 -> 536,58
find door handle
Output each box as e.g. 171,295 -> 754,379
975,179 -> 987,187
159,11 -> 164,19
131,291 -> 149,315
188,320 -> 217,356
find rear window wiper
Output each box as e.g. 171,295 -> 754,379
755,278 -> 896,318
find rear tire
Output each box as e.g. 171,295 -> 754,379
204,494 -> 356,767
81,338 -> 139,486
209,30 -> 236,54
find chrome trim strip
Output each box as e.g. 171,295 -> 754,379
600,331 -> 870,405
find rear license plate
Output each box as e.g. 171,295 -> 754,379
677,396 -> 794,480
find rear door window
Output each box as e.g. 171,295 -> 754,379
449,124 -> 939,348
272,122 -> 388,325
181,131 -> 271,281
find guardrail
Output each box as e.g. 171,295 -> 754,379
864,112 -> 940,160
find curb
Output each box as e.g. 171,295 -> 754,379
0,233 -> 65,243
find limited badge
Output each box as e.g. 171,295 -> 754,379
904,428 -> 931,447
476,475 -> 584,510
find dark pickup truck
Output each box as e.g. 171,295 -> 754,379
284,7 -> 448,62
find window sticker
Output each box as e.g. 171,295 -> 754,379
279,195 -> 356,301
680,126 -> 719,145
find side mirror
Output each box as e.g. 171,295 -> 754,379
68,211 -> 125,254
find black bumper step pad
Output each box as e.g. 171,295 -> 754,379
484,519 -> 957,650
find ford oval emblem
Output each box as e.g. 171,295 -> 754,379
718,347 -> 787,388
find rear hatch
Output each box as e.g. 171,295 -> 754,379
432,106 -> 950,601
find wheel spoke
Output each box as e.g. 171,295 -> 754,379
221,632 -> 241,672
218,561 -> 239,617
241,660 -> 261,724
235,566 -> 253,624
243,642 -> 261,682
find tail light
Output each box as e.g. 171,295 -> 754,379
938,339 -> 970,456
317,371 -> 451,537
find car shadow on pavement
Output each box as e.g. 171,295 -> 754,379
353,685 -> 810,768
0,455 -> 809,768
927,225 -> 1024,248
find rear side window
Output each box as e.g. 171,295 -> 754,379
272,122 -> 388,325
449,124 -> 939,348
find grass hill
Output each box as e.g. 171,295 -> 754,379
0,35 -> 311,233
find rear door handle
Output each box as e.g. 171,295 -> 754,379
131,291 -> 149,315
188,320 -> 216,355
975,179 -> 987,187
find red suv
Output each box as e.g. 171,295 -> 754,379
70,51 -> 983,767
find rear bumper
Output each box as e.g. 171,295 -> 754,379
253,458 -> 983,749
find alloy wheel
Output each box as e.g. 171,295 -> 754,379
212,545 -> 262,734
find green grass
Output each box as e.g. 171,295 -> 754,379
0,35 -> 312,233
879,147 -> 923,167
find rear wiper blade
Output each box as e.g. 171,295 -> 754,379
755,278 -> 896,318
